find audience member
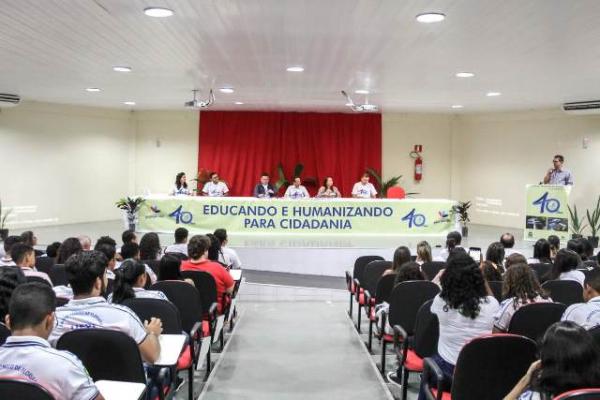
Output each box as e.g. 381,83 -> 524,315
481,260 -> 503,282
78,235 -> 92,251
580,238 -> 598,268
547,235 -> 560,261
45,241 -> 62,259
165,227 -> 189,256
157,254 -> 195,286
139,232 -> 162,261
206,233 -> 225,265
505,321 -> 600,399
94,243 -> 117,279
393,261 -> 426,285
567,238 -> 586,261
0,283 -> 103,400
416,252 -> 499,399
0,266 -> 26,321
109,259 -> 167,303
501,232 -> 519,256
48,251 -> 162,363
56,237 -> 83,264
438,231 -> 463,261
20,231 -> 43,257
505,253 -> 528,270
549,249 -> 585,287
416,241 -> 432,265
12,243 -> 52,285
528,238 -> 552,264
213,229 -> 242,269
382,246 -> 411,277
181,235 -> 234,313
493,264 -> 551,332
0,236 -> 22,266
95,236 -> 117,249
122,229 -> 137,245
561,268 -> 600,329
117,242 -> 157,284
485,242 -> 506,275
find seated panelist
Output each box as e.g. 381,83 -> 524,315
253,172 -> 277,198
284,177 -> 310,199
316,176 -> 341,198
352,173 -> 377,199
171,172 -> 191,196
202,172 -> 229,197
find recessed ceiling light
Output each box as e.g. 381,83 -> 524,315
219,87 -> 235,94
85,87 -> 101,92
451,105 -> 464,109
113,66 -> 132,72
355,89 -> 370,95
416,12 -> 446,23
486,92 -> 502,97
234,101 -> 244,105
124,101 -> 136,106
286,66 -> 304,72
455,72 -> 474,78
143,7 -> 174,17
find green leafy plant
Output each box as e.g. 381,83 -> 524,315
452,201 -> 472,225
567,204 -> 587,236
274,163 -> 317,191
0,199 -> 12,230
115,197 -> 145,214
586,196 -> 600,238
365,168 -> 418,198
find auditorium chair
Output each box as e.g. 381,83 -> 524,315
57,329 -> 159,399
542,280 -> 584,306
589,325 -> 600,348
0,379 -> 54,400
360,260 -> 392,350
393,299 -> 439,400
0,323 -> 10,346
25,276 -> 51,286
48,264 -> 67,286
124,298 -> 195,400
142,259 -> 161,275
423,334 -> 537,400
421,262 -> 446,281
365,273 -> 396,351
487,281 -> 503,302
379,281 -> 440,373
34,256 -> 55,275
507,302 -> 567,342
554,389 -> 600,399
529,263 -> 553,283
165,252 -> 189,261
387,186 -> 406,199
345,255 -> 384,330
151,281 -> 213,376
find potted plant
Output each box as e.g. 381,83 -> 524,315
191,168 -> 211,195
586,196 -> 600,248
116,197 -> 145,231
0,199 -> 11,241
567,204 -> 587,239
366,168 -> 419,198
452,201 -> 471,238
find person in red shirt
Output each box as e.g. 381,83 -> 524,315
181,235 -> 234,314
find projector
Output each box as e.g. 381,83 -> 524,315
341,90 -> 378,112
184,89 -> 214,109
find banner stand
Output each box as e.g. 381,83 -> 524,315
524,184 -> 571,242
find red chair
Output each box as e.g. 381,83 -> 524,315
387,187 -> 406,199
554,389 -> 600,399
346,255 -> 384,331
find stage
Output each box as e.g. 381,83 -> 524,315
26,220 -> 531,278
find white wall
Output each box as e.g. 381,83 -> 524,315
453,110 -> 600,228
0,102 -> 134,228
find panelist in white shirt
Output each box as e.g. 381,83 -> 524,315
284,177 -> 310,199
202,172 -> 229,197
351,173 -> 377,199
171,172 -> 191,196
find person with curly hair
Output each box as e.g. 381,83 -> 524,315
418,252 -> 499,400
504,321 -> 600,399
493,263 -> 552,332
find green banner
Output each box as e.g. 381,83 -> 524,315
137,196 -> 456,236
524,184 -> 571,241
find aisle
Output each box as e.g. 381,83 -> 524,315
199,302 -> 393,400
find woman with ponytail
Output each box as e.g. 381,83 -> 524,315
109,259 -> 167,304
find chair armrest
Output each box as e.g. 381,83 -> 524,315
353,279 -> 361,300
363,289 -> 372,305
393,325 -> 409,359
208,302 -> 218,317
379,308 -> 388,332
190,321 -> 202,341
423,357 -> 445,400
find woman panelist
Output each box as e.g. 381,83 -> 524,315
316,177 -> 341,198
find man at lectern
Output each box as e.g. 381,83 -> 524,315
543,154 -> 573,185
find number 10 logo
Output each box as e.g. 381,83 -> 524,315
532,192 -> 560,214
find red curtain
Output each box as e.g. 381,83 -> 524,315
198,111 -> 382,197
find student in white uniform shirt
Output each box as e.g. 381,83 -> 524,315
0,235 -> 22,267
171,171 -> 191,196
549,249 -> 585,287
562,269 -> 600,329
165,227 -> 189,256
118,242 -> 157,284
284,177 -> 310,199
108,259 -> 168,303
12,243 -> 52,285
202,172 -> 229,197
351,173 -> 377,199
213,228 -> 243,269
411,252 -> 499,397
48,251 -> 162,363
437,231 -> 464,261
0,283 -> 103,400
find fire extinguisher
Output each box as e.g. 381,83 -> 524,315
410,145 -> 423,182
